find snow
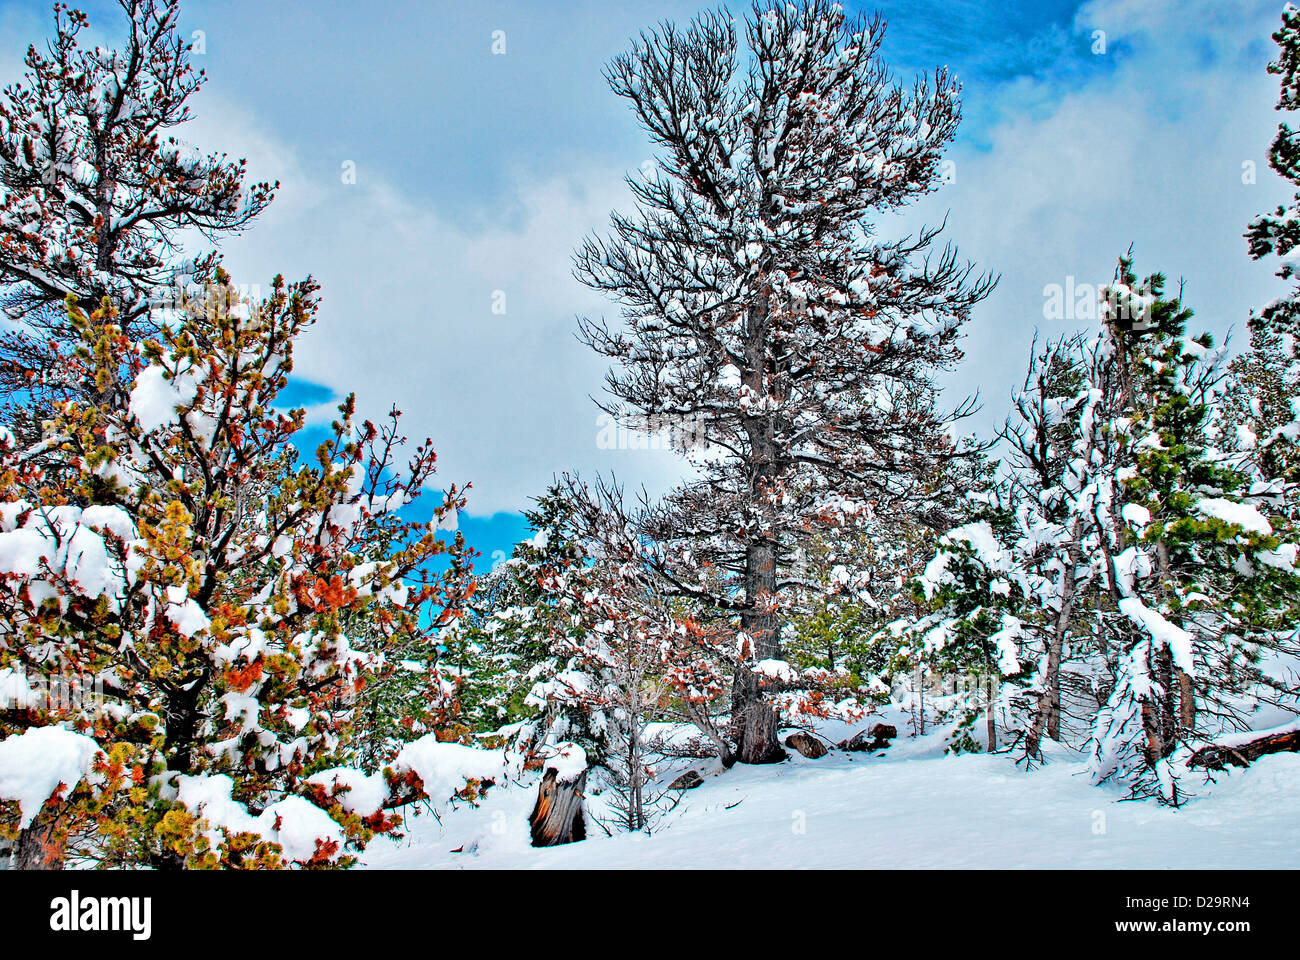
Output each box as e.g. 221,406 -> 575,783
306,767 -> 389,817
919,552 -> 953,600
128,363 -> 202,433
363,735 -> 1300,870
1195,498 -> 1273,536
1257,543 -> 1298,572
0,505 -> 133,606
987,616 -> 1023,675
946,521 -> 1008,568
754,658 -> 797,681
0,528 -> 51,578
175,773 -> 346,863
79,505 -> 137,540
1120,502 -> 1150,529
1118,596 -> 1196,674
392,736 -> 518,804
174,773 -> 263,839
537,741 -> 587,780
920,521 -> 1013,599
260,795 -> 346,862
164,585 -> 211,637
1200,715 -> 1300,749
0,727 -> 102,828
0,667 -> 38,709
1112,546 -> 1152,595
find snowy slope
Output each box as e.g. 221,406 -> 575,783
363,734 -> 1300,870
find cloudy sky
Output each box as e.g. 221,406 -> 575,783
0,0 -> 1295,563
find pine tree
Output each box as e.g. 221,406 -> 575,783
558,478 -> 677,834
1246,3 -> 1300,352
910,483 -> 1028,753
0,0 -> 274,439
910,252 -> 1300,796
456,483 -> 608,760
0,277 -> 473,867
996,334 -> 1104,761
575,0 -> 993,764
1085,258 -> 1297,803
338,418 -> 475,774
1238,5 -> 1300,490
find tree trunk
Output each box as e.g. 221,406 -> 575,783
1153,645 -> 1179,763
986,684 -> 997,752
1025,557 -> 1074,758
1176,668 -> 1196,732
14,802 -> 66,870
731,668 -> 784,764
529,767 -> 588,847
163,678 -> 206,776
626,675 -> 645,832
915,661 -> 925,735
728,294 -> 787,767
732,538 -> 786,765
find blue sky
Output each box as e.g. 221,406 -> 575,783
0,0 -> 1295,569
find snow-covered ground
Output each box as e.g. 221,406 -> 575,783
363,728 -> 1300,870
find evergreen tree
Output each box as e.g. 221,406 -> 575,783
1237,5 -> 1300,491
997,334 -> 1104,762
0,276 -> 473,867
457,483 -> 607,760
0,0 -> 274,440
909,483 -> 1027,752
1085,259 -> 1297,803
1246,3 -> 1300,352
575,0 -> 993,764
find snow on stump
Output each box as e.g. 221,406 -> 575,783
784,732 -> 828,759
529,743 -> 587,848
839,723 -> 897,753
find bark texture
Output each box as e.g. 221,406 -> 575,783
529,767 -> 588,847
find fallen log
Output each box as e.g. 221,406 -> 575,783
1187,719 -> 1300,771
529,765 -> 588,847
839,723 -> 897,753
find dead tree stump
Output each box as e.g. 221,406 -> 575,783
668,770 -> 704,790
13,800 -> 66,869
529,766 -> 588,847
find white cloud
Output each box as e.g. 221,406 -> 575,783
908,0 -> 1294,433
182,95 -> 686,515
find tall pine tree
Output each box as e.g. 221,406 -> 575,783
575,0 -> 992,764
